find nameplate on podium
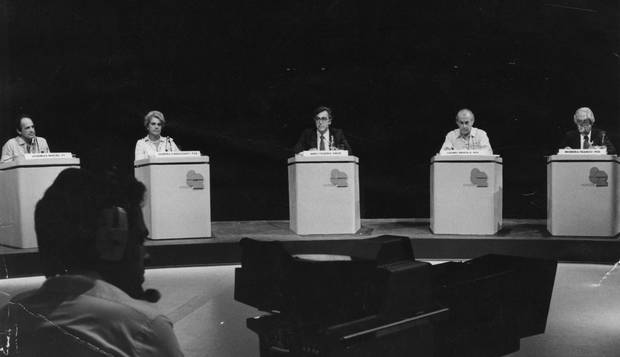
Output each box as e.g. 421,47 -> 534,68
298,150 -> 349,157
439,150 -> 483,155
24,152 -> 73,159
154,151 -> 201,157
558,148 -> 607,155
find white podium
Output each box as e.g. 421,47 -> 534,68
547,154 -> 619,237
134,154 -> 211,239
430,155 -> 503,235
617,157 -> 620,236
0,156 -> 80,248
288,155 -> 360,235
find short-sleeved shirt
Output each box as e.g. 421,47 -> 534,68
1,136 -> 50,162
135,136 -> 179,161
440,127 -> 493,155
0,274 -> 184,357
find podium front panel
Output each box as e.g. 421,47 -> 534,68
0,158 -> 80,248
288,156 -> 360,235
135,156 -> 211,239
617,157 -> 620,235
547,155 -> 618,237
430,155 -> 502,235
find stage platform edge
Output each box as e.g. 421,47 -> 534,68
1,218 -> 619,278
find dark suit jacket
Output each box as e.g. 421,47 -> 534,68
293,128 -> 352,154
559,128 -> 616,155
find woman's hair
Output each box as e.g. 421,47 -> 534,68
144,110 -> 166,128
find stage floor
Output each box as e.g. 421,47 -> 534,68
1,262 -> 619,357
1,218 -> 620,278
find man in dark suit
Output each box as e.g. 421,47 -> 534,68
560,107 -> 616,155
294,106 -> 352,154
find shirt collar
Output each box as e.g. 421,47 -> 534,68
144,135 -> 167,143
457,127 -> 477,139
15,136 -> 30,146
40,274 -> 99,293
316,129 -> 330,139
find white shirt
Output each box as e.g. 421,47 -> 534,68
2,275 -> 184,357
135,135 -> 179,161
1,136 -> 50,162
440,127 -> 493,155
316,129 -> 331,150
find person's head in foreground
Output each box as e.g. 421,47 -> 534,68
0,168 -> 184,356
35,167 -> 157,299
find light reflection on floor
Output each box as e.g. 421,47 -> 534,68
1,263 -> 619,357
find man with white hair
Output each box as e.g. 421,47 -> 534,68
560,107 -> 616,154
440,109 -> 493,155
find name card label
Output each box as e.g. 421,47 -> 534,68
439,150 -> 483,155
299,150 -> 349,157
24,152 -> 73,159
558,148 -> 607,155
154,151 -> 201,157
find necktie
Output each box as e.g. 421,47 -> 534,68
583,135 -> 590,149
320,135 -> 325,150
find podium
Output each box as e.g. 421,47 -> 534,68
547,154 -> 619,237
134,153 -> 211,239
0,155 -> 80,248
288,154 -> 360,235
430,155 -> 502,235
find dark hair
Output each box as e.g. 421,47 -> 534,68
35,168 -> 146,277
15,115 -> 32,131
312,106 -> 333,121
35,169 -> 102,276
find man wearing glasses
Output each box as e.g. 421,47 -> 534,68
559,107 -> 616,154
293,106 -> 352,154
440,108 -> 493,155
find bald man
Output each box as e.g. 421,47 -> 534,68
559,107 -> 616,155
1,116 -> 50,162
440,109 -> 493,155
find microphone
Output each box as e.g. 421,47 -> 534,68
36,137 -> 43,153
330,135 -> 335,150
30,136 -> 39,153
140,288 -> 162,303
600,130 -> 607,147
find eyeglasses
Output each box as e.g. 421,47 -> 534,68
576,120 -> 592,126
315,117 -> 330,122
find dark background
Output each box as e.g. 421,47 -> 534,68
1,0 -> 618,220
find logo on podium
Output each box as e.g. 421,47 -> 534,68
330,169 -> 348,187
588,167 -> 608,187
470,168 -> 488,187
186,170 -> 205,189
